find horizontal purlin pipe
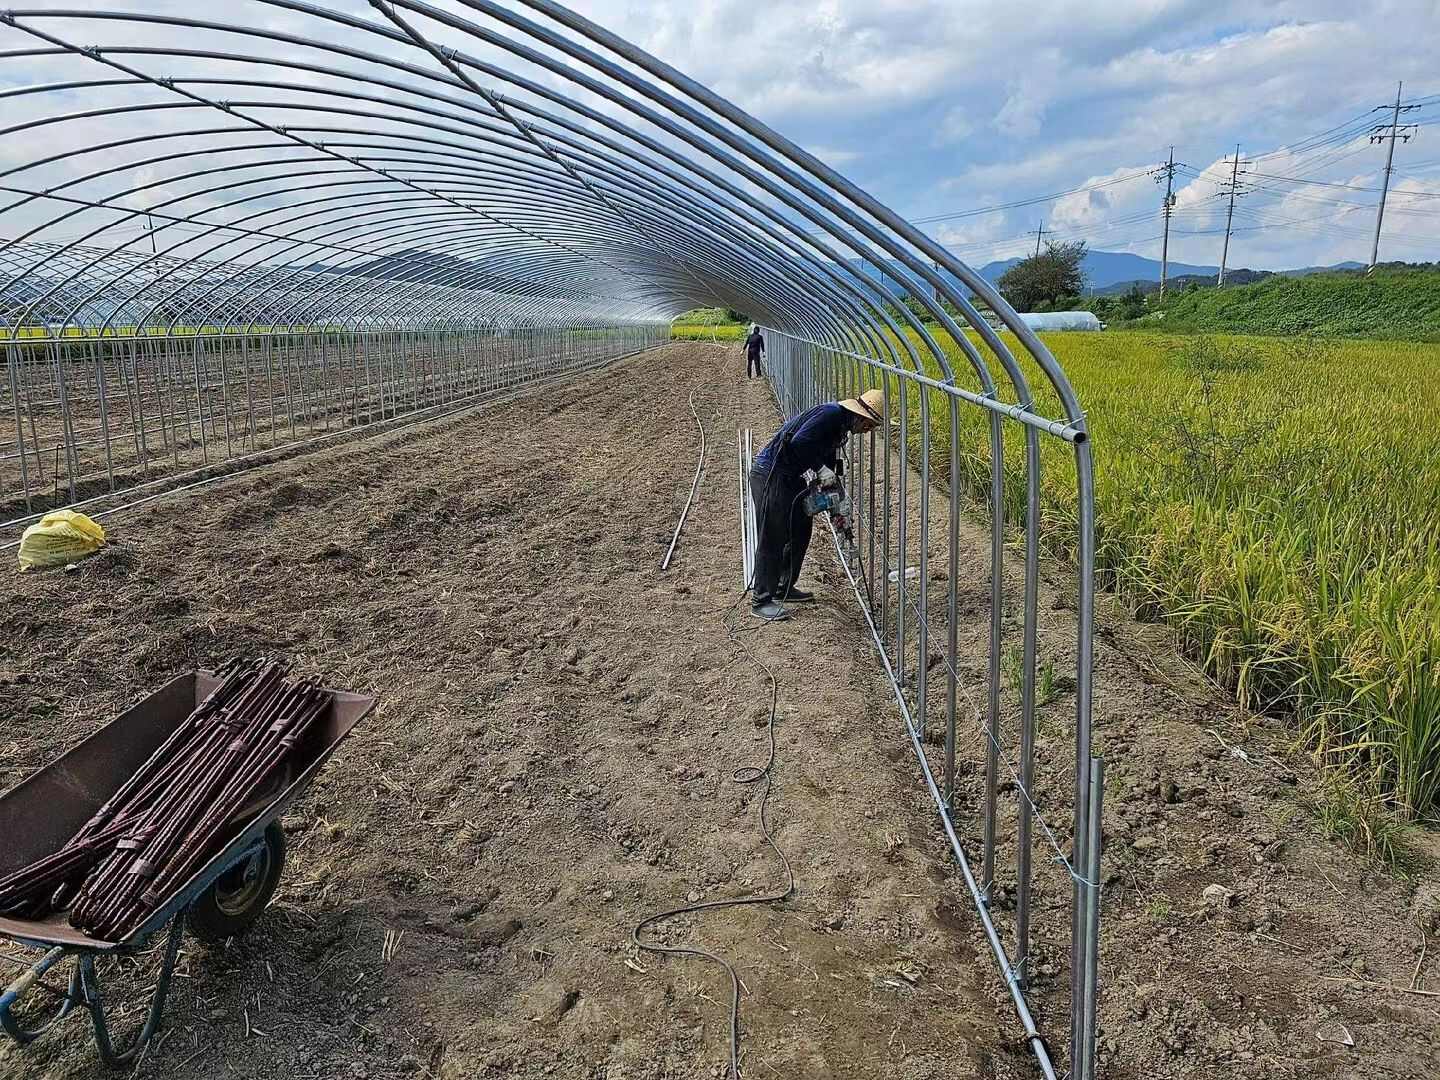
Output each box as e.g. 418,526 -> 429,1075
826,517 -> 1058,1080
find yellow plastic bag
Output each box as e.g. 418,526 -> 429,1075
17,510 -> 106,571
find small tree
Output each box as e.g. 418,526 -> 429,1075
1116,284 -> 1147,321
997,240 -> 1087,312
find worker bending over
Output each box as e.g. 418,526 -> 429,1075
749,388 -> 885,621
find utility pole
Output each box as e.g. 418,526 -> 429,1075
1217,144 -> 1250,287
1154,147 -> 1182,300
1030,220 -> 1046,257
1368,81 -> 1420,272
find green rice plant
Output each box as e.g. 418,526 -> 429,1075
670,323 -> 745,341
1001,645 -> 1059,706
1038,659 -> 1058,707
1145,897 -> 1174,923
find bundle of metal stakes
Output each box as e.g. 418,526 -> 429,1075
0,658 -> 332,940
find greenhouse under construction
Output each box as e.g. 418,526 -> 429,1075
0,4 -> 1108,1080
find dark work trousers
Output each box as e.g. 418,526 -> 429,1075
746,349 -> 764,378
748,464 -> 812,605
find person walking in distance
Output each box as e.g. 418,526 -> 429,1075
744,324 -> 765,378
748,388 -> 885,621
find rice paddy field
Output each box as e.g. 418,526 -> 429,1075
890,329 -> 1440,827
670,322 -> 745,341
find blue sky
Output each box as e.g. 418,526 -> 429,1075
583,0 -> 1440,270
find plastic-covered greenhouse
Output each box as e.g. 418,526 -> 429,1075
1018,311 -> 1104,332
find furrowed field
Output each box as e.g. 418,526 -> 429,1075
902,330 -> 1440,832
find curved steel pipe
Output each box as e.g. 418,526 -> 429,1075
0,6 -> 1100,1077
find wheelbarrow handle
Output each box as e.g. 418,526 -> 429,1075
0,946 -> 66,1012
1,944 -> 78,1046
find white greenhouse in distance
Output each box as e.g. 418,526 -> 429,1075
1017,311 -> 1105,332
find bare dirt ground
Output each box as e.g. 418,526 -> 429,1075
0,341 -> 1435,1080
1,342 -> 1005,1080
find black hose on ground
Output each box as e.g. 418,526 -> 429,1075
634,415 -> 797,1078
630,603 -> 794,1079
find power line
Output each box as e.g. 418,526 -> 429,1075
910,169 -> 1156,226
1229,203 -> 1440,248
873,92 -> 1440,269
1245,171 -> 1440,199
798,169 -> 1161,240
1249,108 -> 1385,162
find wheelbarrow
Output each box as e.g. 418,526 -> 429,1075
0,669 -> 374,1067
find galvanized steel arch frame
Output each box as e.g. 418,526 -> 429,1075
0,4 -> 1103,1077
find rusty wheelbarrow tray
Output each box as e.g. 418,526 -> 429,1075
0,669 -> 374,1067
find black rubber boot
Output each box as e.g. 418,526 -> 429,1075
751,601 -> 789,621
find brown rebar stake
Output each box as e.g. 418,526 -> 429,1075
74,663 -> 334,940
0,659 -> 336,940
72,661 -> 292,936
0,665 -> 259,915
142,688 -> 329,908
0,660 -> 261,919
70,704 -> 261,933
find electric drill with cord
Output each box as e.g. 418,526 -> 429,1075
799,463 -> 855,547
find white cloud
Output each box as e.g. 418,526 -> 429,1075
806,145 -> 863,167
934,105 -> 975,146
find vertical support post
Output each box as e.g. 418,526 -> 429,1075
191,337 -> 211,465
916,384 -> 931,739
737,427 -> 748,589
868,366 -> 877,626
122,339 -> 150,482
1016,426 -> 1042,982
944,393 -> 960,810
216,332 -> 233,458
241,333 -> 257,450
896,375 -> 908,696
8,345 -> 33,512
879,368 -> 892,643
1070,435 -> 1098,1080
982,410 -> 1005,900
92,339 -> 115,491
745,430 -> 758,588
1077,756 -> 1105,1080
53,341 -> 78,502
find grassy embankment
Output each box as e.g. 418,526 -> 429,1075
1134,268 -> 1440,340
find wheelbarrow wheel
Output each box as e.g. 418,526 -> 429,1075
188,823 -> 286,942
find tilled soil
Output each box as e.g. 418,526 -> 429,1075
0,341 -> 1436,1080
0,343 -> 1005,1080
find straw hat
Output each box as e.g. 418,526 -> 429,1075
839,387 -> 887,425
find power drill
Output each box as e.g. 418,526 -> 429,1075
801,466 -> 855,547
